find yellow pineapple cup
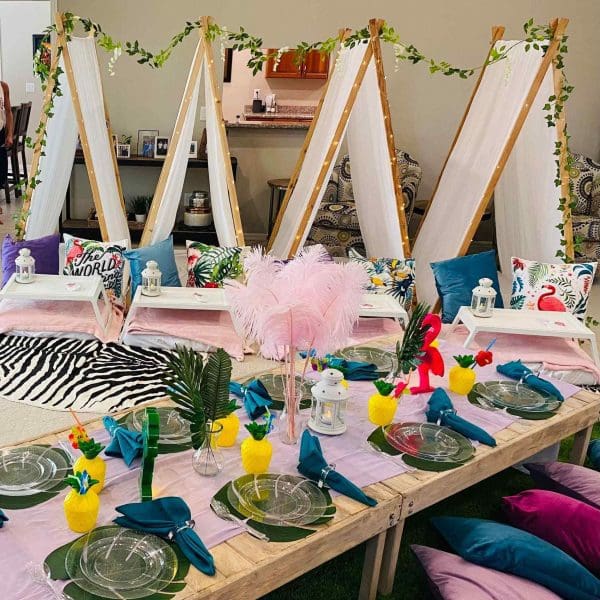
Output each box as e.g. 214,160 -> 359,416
216,412 -> 240,448
448,355 -> 477,395
368,380 -> 399,427
241,420 -> 273,475
73,438 -> 106,493
64,470 -> 100,533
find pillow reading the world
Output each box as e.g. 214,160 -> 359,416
348,248 -> 415,310
186,241 -> 243,288
63,234 -> 128,301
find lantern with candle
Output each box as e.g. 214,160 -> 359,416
15,248 -> 35,283
308,368 -> 349,435
471,277 -> 497,317
141,260 -> 162,296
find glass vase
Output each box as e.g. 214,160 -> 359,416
278,380 -> 307,445
192,422 -> 224,476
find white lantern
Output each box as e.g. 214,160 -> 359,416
471,277 -> 497,317
141,260 -> 162,296
308,368 -> 349,435
15,248 -> 35,284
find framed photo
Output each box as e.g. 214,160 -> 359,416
32,34 -> 51,68
154,136 -> 169,159
137,129 -> 159,158
116,144 -> 131,158
188,140 -> 198,159
223,48 -> 233,83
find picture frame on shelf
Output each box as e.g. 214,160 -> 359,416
116,143 -> 131,158
188,140 -> 198,159
154,136 -> 169,159
137,129 -> 159,158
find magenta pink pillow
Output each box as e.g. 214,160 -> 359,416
412,544 -> 561,599
526,462 -> 600,510
503,489 -> 600,575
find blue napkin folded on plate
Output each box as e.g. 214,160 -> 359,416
103,416 -> 143,467
325,357 -> 378,381
114,497 -> 215,575
426,388 -> 496,447
298,430 -> 377,506
496,360 -> 564,402
229,380 -> 272,420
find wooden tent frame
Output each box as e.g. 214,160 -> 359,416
19,12 -> 127,242
414,18 -> 573,300
141,15 -> 244,247
266,18 -> 411,259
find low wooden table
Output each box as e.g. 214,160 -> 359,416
451,306 -> 600,367
359,293 -> 408,325
0,273 -> 111,334
376,388 -> 600,596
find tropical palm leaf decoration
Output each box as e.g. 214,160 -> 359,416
394,301 -> 431,376
162,346 -> 232,449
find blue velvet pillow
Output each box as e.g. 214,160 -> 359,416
124,236 -> 181,297
432,516 -> 600,600
589,439 -> 600,470
431,250 -> 503,323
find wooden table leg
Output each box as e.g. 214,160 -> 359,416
569,424 -> 594,465
359,530 -> 387,600
377,518 -> 405,596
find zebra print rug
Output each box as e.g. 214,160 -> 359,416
0,335 -> 174,413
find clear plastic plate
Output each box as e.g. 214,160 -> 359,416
475,381 -> 561,412
127,407 -> 191,444
254,374 -> 312,403
335,346 -> 395,373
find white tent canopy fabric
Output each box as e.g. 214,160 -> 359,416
412,36 -> 567,308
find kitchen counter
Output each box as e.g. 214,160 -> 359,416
225,120 -> 310,130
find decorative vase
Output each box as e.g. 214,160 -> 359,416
278,383 -> 306,445
241,436 -> 273,474
73,455 -> 106,493
192,422 -> 224,476
64,488 -> 100,533
448,365 -> 476,395
216,413 -> 240,447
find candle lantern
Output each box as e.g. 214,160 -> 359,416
15,248 -> 35,284
471,277 -> 497,317
308,368 -> 349,435
141,260 -> 162,296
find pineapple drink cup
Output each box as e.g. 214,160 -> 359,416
448,350 -> 494,395
368,380 -> 399,427
216,401 -> 241,448
70,426 -> 106,493
241,420 -> 273,475
64,471 -> 100,533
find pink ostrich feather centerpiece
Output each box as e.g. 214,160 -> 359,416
225,246 -> 368,443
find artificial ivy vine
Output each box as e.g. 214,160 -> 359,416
22,15 -> 575,264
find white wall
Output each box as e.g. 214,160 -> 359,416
0,0 -> 52,158
55,0 -> 600,237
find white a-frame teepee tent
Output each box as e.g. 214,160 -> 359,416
267,19 -> 411,260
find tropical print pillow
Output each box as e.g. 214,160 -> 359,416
348,248 -> 416,310
510,256 -> 597,321
63,234 -> 128,301
186,241 -> 244,288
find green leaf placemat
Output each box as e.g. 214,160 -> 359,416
45,525 -> 190,600
467,389 -> 558,420
212,479 -> 335,543
367,427 -> 471,472
0,446 -> 71,510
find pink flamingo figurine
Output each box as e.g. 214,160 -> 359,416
410,313 -> 444,394
537,284 -> 566,312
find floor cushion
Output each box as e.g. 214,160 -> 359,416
185,241 -> 243,288
432,516 -> 600,600
412,544 -> 561,599
526,461 -> 600,509
431,250 -> 503,323
509,257 -> 596,321
2,233 -> 60,287
503,489 -> 600,575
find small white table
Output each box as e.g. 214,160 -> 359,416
451,306 -> 600,367
0,273 -> 112,334
358,293 -> 408,325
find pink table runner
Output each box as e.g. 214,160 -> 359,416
0,340 -> 579,598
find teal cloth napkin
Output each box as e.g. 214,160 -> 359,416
426,387 -> 496,447
298,430 -> 377,506
326,357 -> 378,381
114,497 -> 215,576
496,360 -> 564,401
588,439 -> 600,470
103,416 -> 143,467
229,380 -> 272,420
0,509 -> 7,527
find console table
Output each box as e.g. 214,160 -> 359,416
60,153 -> 238,244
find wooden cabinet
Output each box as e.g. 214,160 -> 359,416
266,49 -> 329,79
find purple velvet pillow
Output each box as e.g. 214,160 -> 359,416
1,233 -> 60,287
526,461 -> 600,509
503,489 -> 600,575
411,544 -> 561,599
